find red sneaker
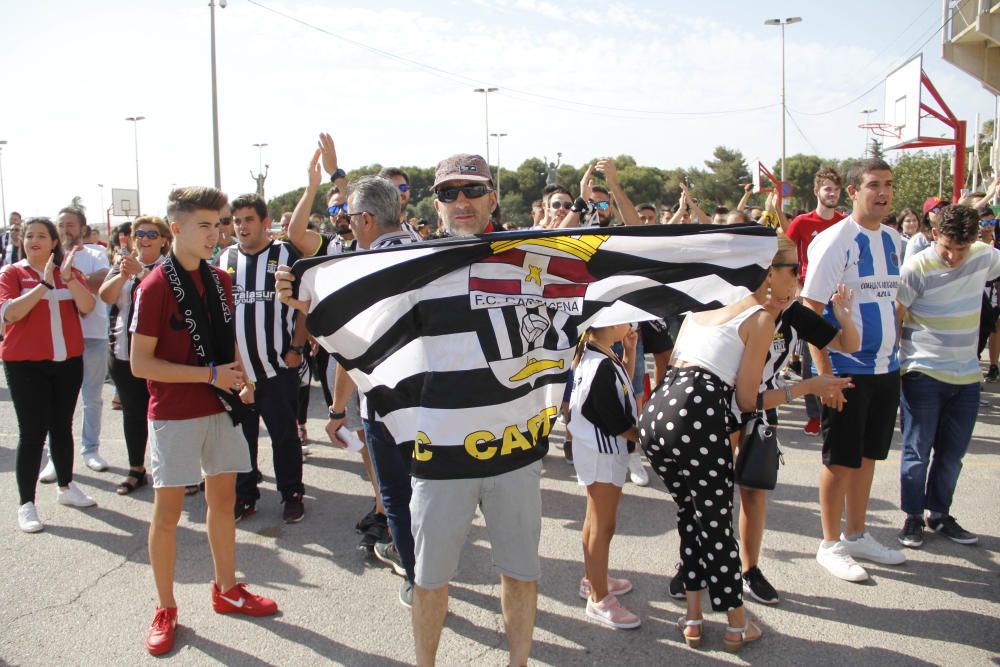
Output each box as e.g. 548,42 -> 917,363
145,607 -> 177,655
212,582 -> 278,617
804,418 -> 821,436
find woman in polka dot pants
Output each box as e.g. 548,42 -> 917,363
639,239 -> 806,651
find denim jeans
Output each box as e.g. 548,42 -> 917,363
80,338 -> 108,455
899,371 -> 980,516
237,368 -> 304,502
363,418 -> 415,582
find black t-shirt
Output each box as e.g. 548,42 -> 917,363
762,300 -> 836,390
580,354 -> 635,437
639,319 -> 674,354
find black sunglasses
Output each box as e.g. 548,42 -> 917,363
772,262 -> 800,277
134,229 -> 161,240
549,200 -> 572,209
435,184 -> 493,203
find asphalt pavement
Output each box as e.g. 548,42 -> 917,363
0,367 -> 997,666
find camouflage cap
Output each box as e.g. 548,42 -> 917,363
433,154 -> 493,189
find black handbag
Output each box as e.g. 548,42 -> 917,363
734,397 -> 783,491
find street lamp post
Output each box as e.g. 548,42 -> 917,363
764,17 -> 802,186
0,140 -> 7,226
490,133 -> 508,200
210,0 -> 227,189
125,116 -> 146,215
473,87 -> 499,164
861,108 -> 878,156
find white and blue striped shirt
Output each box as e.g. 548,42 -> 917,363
802,216 -> 902,375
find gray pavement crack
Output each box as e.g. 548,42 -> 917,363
7,542 -> 145,625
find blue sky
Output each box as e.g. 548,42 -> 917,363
1,0 -> 994,225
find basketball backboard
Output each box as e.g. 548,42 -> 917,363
884,55 -> 922,149
111,188 -> 139,217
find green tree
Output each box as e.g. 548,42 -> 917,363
892,150 -> 952,213
774,154 -> 824,211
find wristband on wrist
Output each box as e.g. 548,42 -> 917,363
289,345 -> 304,355
208,362 -> 218,386
39,279 -> 54,290
328,407 -> 346,420
329,168 -> 347,182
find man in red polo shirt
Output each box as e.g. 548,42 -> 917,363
786,166 -> 846,435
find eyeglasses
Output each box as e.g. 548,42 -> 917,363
219,217 -> 233,226
398,184 -> 410,193
346,211 -> 367,223
980,219 -> 996,227
549,200 -> 572,210
435,184 -> 493,203
328,204 -> 349,216
592,200 -> 610,211
772,262 -> 800,277
134,230 -> 161,240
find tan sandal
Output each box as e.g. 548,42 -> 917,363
724,620 -> 761,653
677,615 -> 703,648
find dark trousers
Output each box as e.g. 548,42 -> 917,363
363,418 -> 415,582
109,356 -> 151,468
314,348 -> 333,407
5,357 -> 83,504
237,368 -> 304,502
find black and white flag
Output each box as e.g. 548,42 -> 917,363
293,224 -> 776,479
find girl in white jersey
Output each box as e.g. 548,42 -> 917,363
569,321 -> 641,629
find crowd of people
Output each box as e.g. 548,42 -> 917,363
0,133 -> 995,663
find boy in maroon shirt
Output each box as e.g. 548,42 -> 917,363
130,187 -> 277,655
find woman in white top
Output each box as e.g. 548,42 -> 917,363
639,236 -> 850,652
99,216 -> 170,495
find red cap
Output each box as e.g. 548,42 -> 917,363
922,196 -> 945,216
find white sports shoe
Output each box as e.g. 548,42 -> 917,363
841,532 -> 906,565
17,502 -> 44,533
57,483 -> 97,508
84,453 -> 109,472
628,453 -> 649,486
38,460 -> 57,483
816,541 -> 869,582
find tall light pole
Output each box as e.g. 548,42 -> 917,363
210,0 -> 227,189
0,140 -> 7,226
490,132 -> 508,200
473,87 -> 498,164
125,116 -> 145,215
861,108 -> 877,156
764,17 -> 802,186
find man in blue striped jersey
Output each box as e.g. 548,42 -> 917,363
802,158 -> 907,582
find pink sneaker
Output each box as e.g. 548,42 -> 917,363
585,594 -> 641,629
579,576 -> 633,600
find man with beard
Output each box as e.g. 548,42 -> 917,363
378,166 -> 412,226
786,166 -> 846,436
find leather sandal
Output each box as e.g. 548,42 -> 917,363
724,620 -> 761,653
677,615 -> 703,649
116,470 -> 148,495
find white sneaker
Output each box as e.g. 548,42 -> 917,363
57,483 -> 97,508
17,502 -> 44,533
84,453 -> 109,472
38,460 -> 57,483
816,541 -> 869,582
841,532 -> 906,565
628,453 -> 649,486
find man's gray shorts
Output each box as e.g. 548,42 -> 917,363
149,412 -> 252,488
410,459 -> 543,589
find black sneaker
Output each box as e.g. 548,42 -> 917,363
355,505 -> 379,534
789,358 -> 802,377
986,365 -> 999,382
234,499 -> 256,522
668,563 -> 686,600
374,540 -> 407,577
282,493 -> 305,524
357,514 -> 390,552
897,515 -> 924,548
927,515 -> 979,544
399,579 -> 414,608
742,566 -> 779,605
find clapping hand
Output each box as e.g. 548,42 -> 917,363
59,247 -> 78,283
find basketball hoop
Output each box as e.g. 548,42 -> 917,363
858,122 -> 902,139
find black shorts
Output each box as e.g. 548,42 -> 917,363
821,370 -> 900,468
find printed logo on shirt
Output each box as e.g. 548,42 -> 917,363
266,259 -> 278,274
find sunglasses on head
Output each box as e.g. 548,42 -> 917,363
772,262 -> 800,277
593,200 -> 610,211
435,184 -> 493,203
134,229 -> 161,240
549,200 -> 572,210
398,183 -> 410,193
327,204 -> 349,215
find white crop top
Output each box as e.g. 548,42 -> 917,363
674,305 -> 764,386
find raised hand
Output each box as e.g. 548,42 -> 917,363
308,148 -> 323,190
43,254 -> 56,284
580,163 -> 595,201
318,132 -> 339,176
120,249 -> 142,279
59,247 -> 78,282
596,158 -> 618,186
830,284 -> 855,323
